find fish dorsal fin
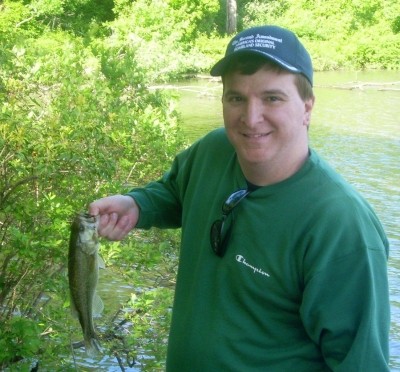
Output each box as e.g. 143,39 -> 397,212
92,292 -> 104,316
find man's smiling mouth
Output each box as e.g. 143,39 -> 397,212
242,133 -> 270,138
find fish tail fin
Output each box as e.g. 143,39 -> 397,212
85,337 -> 102,357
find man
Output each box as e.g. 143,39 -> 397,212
89,25 -> 390,371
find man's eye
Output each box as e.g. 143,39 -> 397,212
227,96 -> 243,102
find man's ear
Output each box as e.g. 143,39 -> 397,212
303,96 -> 315,127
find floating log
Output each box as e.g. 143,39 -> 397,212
316,81 -> 400,91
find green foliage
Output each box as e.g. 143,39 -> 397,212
240,0 -> 400,70
107,0 -> 214,81
0,1 -> 36,55
0,0 -> 399,368
0,1 -> 184,368
100,229 -> 178,370
23,0 -> 114,34
168,0 -> 221,36
0,317 -> 40,369
127,287 -> 173,370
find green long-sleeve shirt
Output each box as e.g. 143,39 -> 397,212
128,128 -> 390,371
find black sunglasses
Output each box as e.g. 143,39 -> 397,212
210,189 -> 251,257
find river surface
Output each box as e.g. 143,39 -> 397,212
177,71 -> 400,370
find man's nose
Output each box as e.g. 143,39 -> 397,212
242,100 -> 264,127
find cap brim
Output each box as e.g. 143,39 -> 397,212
210,50 -> 300,77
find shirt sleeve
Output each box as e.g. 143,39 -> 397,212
126,144 -> 194,229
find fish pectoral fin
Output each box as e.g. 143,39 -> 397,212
97,254 -> 106,269
92,292 -> 104,316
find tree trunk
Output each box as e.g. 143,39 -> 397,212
226,0 -> 237,35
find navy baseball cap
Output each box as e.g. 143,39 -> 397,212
210,25 -> 313,86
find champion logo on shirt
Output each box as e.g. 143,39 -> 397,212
235,255 -> 270,277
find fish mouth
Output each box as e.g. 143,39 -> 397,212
79,212 -> 96,218
77,212 -> 98,222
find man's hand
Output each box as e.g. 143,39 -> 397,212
89,195 -> 139,241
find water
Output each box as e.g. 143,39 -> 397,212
68,269 -> 169,371
176,71 -> 400,369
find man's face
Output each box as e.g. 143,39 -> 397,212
222,67 -> 314,183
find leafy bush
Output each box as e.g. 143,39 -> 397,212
108,0 -> 215,81
0,317 -> 40,369
0,2 -> 184,368
240,0 -> 400,71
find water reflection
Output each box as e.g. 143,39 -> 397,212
68,271 -> 138,371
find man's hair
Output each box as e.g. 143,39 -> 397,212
222,53 -> 314,101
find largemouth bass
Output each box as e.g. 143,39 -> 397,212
68,212 -> 104,356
